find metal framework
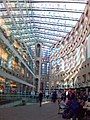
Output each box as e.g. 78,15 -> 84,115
1,0 -> 87,4
0,0 -> 87,54
6,20 -> 74,28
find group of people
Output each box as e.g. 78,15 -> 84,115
37,89 -> 89,120
57,89 -> 89,120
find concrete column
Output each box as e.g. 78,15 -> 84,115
16,83 -> 20,93
48,78 -> 51,93
35,43 -> 42,93
32,76 -> 35,91
38,76 -> 41,92
25,67 -> 27,81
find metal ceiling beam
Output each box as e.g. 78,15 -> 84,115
24,38 -> 58,42
0,0 -> 87,4
42,43 -> 53,47
24,37 -> 59,43
37,40 -> 56,44
11,25 -> 69,33
27,44 -> 51,48
26,41 -> 52,47
31,21 -> 74,27
14,31 -> 69,37
30,0 -> 88,4
30,15 -> 78,21
3,14 -> 79,21
31,8 -> 83,13
0,7 -> 83,13
33,26 -> 69,33
6,20 -> 74,28
27,42 -> 52,47
20,37 -> 57,44
30,31 -> 65,37
27,39 -> 54,44
17,36 -> 57,44
23,39 -> 34,42
14,32 -> 65,39
26,42 -> 36,46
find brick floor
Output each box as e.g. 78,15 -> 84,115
0,102 -> 64,120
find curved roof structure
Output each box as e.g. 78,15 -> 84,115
0,0 -> 87,56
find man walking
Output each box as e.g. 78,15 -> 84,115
39,91 -> 43,107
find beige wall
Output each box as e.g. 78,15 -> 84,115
50,1 -> 90,88
76,58 -> 90,87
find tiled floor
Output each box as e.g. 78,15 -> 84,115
0,102 -> 63,120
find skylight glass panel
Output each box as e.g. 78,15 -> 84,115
23,11 -> 27,14
15,18 -> 19,21
66,20 -> 77,26
0,0 -> 87,55
0,3 -> 5,8
0,12 -> 3,16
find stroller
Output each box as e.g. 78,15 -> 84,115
58,98 -> 66,114
62,100 -> 73,119
62,105 -> 73,119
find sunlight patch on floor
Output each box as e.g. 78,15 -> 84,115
42,101 -> 50,105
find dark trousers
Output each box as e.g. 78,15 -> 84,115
39,99 -> 42,107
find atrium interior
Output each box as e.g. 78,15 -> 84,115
0,0 -> 90,111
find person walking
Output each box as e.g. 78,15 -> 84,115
38,91 -> 43,107
70,98 -> 79,120
51,91 -> 57,103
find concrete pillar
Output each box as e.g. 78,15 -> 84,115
35,43 -> 42,93
32,76 -> 35,91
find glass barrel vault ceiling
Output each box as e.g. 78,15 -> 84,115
0,0 -> 87,55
